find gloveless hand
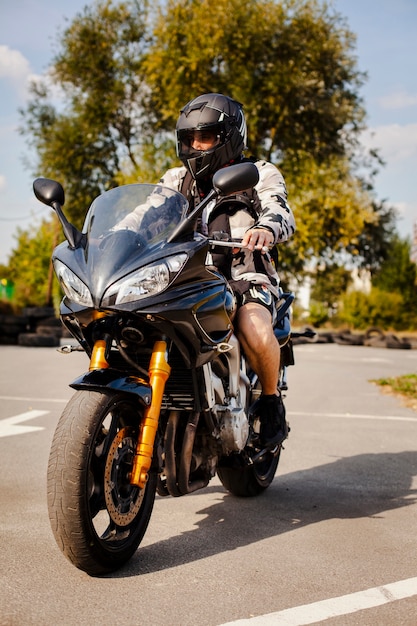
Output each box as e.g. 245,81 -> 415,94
241,228 -> 274,254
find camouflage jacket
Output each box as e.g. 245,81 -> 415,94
159,160 -> 296,297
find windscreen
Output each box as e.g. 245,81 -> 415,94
71,184 -> 189,297
83,184 -> 188,243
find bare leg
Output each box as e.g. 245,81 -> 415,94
235,301 -> 288,447
235,302 -> 280,395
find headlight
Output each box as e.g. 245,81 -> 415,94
103,254 -> 187,306
54,260 -> 93,307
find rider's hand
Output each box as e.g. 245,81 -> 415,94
242,228 -> 274,254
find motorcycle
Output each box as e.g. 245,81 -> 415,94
34,162 -> 297,576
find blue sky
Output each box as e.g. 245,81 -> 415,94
0,0 -> 416,265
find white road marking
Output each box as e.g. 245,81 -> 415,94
219,576 -> 417,625
288,411 -> 417,423
0,395 -> 68,403
0,410 -> 49,438
2,396 -> 415,423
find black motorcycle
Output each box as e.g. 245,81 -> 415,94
34,162 -> 295,575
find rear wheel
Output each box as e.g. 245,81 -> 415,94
217,447 -> 280,497
217,372 -> 283,497
47,390 -> 156,575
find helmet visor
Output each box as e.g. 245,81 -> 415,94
177,125 -> 224,158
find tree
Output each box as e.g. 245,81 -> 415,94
333,236 -> 417,330
20,0 -> 149,227
311,262 -> 352,307
143,0 -> 366,163
142,0 -> 395,275
16,0 -> 398,308
7,218 -> 62,309
372,235 -> 417,327
339,288 -> 404,330
279,153 -> 381,278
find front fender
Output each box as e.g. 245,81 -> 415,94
70,369 -> 152,406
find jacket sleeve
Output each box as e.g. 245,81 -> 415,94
159,166 -> 186,191
254,160 -> 296,243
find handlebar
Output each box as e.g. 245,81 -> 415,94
208,239 -> 272,253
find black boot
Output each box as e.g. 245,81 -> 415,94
250,393 -> 288,449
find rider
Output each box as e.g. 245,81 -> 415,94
159,93 -> 296,450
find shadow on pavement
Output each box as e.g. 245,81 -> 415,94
110,450 -> 417,578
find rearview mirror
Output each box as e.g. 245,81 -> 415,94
33,177 -> 85,249
33,178 -> 65,208
212,162 -> 259,196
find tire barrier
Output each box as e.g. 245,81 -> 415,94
17,333 -> 61,347
0,314 -> 29,345
0,311 -> 415,349
1,307 -> 63,347
292,326 -> 415,349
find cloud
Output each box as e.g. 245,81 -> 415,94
0,175 -> 6,191
0,45 -> 39,98
361,123 -> 417,162
379,90 -> 417,110
0,45 -> 30,79
392,201 -> 410,218
392,200 -> 417,233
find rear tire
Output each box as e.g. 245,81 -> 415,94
217,448 -> 281,497
47,390 -> 156,575
217,370 -> 283,497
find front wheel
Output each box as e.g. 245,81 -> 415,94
47,390 -> 157,575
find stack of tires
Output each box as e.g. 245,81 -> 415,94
0,312 -> 29,345
17,307 -> 63,347
0,306 -> 65,347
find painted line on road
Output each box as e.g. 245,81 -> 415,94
2,398 -> 416,422
0,410 -> 49,438
219,576 -> 417,625
0,395 -> 68,403
288,410 -> 417,423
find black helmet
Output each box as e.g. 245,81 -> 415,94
176,93 -> 247,180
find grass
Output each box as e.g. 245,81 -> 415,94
372,374 -> 417,410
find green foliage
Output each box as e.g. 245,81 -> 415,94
116,136 -> 177,185
372,374 -> 417,406
7,218 -> 63,308
352,198 -> 398,271
19,0 -> 149,227
311,263 -> 352,306
144,0 -> 365,161
306,233 -> 417,331
372,236 -> 417,301
372,374 -> 417,400
280,153 -> 384,278
302,262 -> 352,326
307,301 -> 330,327
13,0 -> 399,310
338,288 -> 405,330
0,264 -> 12,283
369,235 -> 417,329
142,0 -> 396,280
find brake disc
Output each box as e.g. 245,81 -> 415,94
104,427 -> 145,526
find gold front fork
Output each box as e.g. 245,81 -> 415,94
89,312 -> 110,370
130,340 -> 171,489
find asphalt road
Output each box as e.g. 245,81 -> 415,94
1,343 -> 417,625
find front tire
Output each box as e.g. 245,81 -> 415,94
47,390 -> 157,575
